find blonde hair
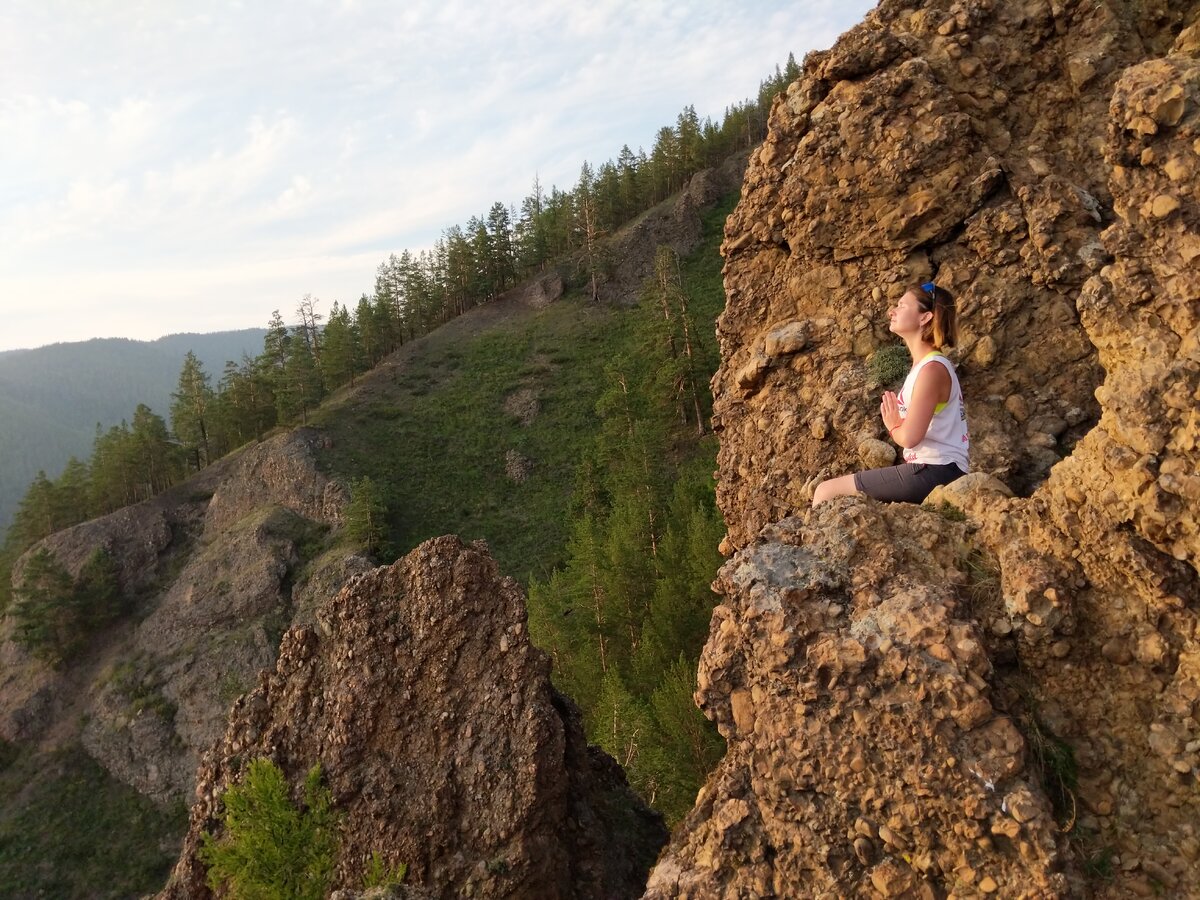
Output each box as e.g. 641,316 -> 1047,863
912,282 -> 957,348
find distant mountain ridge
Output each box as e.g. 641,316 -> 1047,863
0,329 -> 267,530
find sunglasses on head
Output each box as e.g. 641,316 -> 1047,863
919,281 -> 937,307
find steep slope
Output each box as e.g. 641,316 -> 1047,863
0,156 -> 742,894
652,1 -> 1199,897
0,428 -> 354,803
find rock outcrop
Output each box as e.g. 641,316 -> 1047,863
159,536 -> 666,899
0,428 -> 358,803
656,1 -> 1199,897
597,152 -> 750,306
647,502 -> 1063,898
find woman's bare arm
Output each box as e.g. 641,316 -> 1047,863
888,362 -> 950,448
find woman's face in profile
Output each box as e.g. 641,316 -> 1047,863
888,290 -> 927,337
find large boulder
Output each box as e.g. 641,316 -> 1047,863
159,536 -> 666,899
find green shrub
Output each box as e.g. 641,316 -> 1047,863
930,500 -> 967,522
200,758 -> 337,900
362,850 -> 407,888
11,547 -> 128,665
868,343 -> 911,386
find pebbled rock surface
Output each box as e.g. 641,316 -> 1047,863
646,502 -> 1064,898
712,0 -> 1196,548
158,536 -> 666,899
668,1 -> 1200,898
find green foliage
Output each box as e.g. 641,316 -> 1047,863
1079,841 -> 1116,880
1009,685 -> 1078,830
10,548 -> 128,665
1024,711 -> 1078,827
362,850 -> 408,888
200,758 -> 338,900
314,297 -> 632,584
930,500 -> 967,522
345,476 -> 388,557
11,548 -> 78,663
171,351 -> 216,468
527,198 -> 735,824
868,343 -> 911,386
0,743 -> 186,898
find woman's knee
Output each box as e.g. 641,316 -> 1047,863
812,474 -> 858,507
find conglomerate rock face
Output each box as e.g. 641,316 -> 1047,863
646,502 -> 1064,898
657,1 -> 1200,897
159,536 -> 666,900
713,0 -> 1194,547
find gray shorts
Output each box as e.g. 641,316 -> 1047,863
853,462 -> 965,504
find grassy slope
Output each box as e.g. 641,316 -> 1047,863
312,298 -> 627,586
0,742 -> 186,898
312,193 -> 735,587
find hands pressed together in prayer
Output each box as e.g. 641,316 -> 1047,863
880,391 -> 903,434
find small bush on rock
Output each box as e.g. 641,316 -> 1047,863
200,758 -> 337,900
362,849 -> 408,888
868,344 -> 910,386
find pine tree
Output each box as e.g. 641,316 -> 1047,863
8,472 -> 58,550
276,330 -> 324,424
345,476 -> 387,557
170,351 -> 215,469
130,404 -> 182,497
320,301 -> 364,391
11,548 -> 76,663
89,421 -> 139,513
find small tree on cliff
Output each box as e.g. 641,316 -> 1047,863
11,548 -> 76,662
200,759 -> 336,900
345,476 -> 387,557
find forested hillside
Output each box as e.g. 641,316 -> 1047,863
0,331 -> 265,530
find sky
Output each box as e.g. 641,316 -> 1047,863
0,0 -> 875,352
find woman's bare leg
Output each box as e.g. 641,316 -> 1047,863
811,474 -> 860,507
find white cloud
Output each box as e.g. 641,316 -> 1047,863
0,0 -> 876,352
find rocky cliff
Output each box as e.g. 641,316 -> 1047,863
159,536 -> 665,899
0,427 -> 362,803
652,0 -> 1199,897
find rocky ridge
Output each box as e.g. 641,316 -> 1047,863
653,1 -> 1199,897
0,427 -> 362,802
159,536 -> 666,899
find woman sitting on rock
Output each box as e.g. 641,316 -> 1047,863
812,281 -> 969,506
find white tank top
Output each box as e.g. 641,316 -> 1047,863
897,352 -> 970,472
